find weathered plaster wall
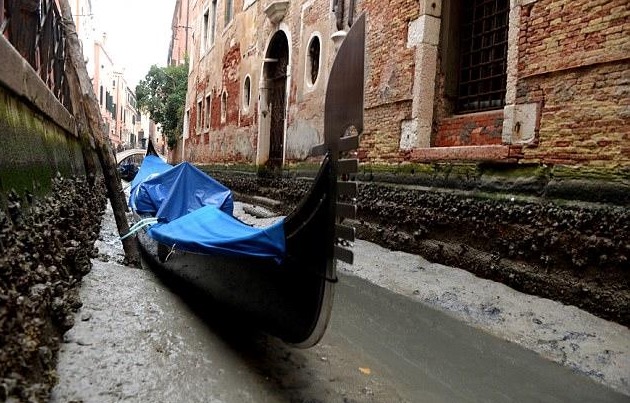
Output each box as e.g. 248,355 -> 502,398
185,0 -> 270,163
359,0 -> 418,160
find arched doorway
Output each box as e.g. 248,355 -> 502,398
260,30 -> 289,170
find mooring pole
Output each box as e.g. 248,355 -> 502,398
58,0 -> 140,267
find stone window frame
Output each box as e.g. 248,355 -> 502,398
401,0 -> 540,150
196,98 -> 203,129
201,4 -> 210,56
243,0 -> 256,11
242,75 -> 252,112
205,92 -> 212,130
304,32 -> 322,90
224,0 -> 234,27
209,0 -> 217,47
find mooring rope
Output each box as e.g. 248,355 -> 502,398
119,217 -> 158,240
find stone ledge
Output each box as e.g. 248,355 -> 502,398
410,145 -> 523,162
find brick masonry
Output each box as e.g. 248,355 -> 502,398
516,0 -> 630,167
435,111 -> 504,147
182,0 -> 629,170
518,0 -> 629,77
518,61 -> 630,166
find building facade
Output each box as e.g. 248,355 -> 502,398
180,0 -> 629,169
71,3 -> 151,151
169,0 -> 193,66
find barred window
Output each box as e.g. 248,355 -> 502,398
457,0 -> 509,113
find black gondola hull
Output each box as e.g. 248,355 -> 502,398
138,232 -> 335,346
135,156 -> 337,347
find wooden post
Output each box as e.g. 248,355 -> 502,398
58,0 -> 140,267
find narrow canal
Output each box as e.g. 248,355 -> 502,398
50,200 -> 629,402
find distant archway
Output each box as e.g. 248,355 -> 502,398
259,30 -> 289,170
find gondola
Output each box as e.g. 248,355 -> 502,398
117,160 -> 139,182
128,15 -> 365,348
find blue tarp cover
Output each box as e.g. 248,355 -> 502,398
131,155 -> 172,189
129,155 -> 286,262
132,161 -> 233,221
148,205 -> 286,262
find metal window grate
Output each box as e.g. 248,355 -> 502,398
457,0 -> 509,113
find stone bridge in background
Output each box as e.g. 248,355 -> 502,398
116,148 -> 166,164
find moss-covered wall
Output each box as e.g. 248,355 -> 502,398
1,39 -> 102,400
0,85 -> 85,206
355,162 -> 630,206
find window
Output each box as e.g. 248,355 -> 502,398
243,76 -> 251,109
184,109 -> 190,138
197,100 -> 203,128
202,8 -> 209,53
456,0 -> 509,113
210,0 -> 217,45
306,35 -> 321,86
225,0 -> 233,26
205,94 -> 211,128
221,91 -> 228,123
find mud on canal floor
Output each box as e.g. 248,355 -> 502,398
2,177 -> 628,401
50,202 -> 412,402
50,198 -> 629,401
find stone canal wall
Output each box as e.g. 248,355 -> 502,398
1,35 -> 105,400
202,162 -> 629,328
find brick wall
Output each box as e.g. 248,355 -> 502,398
360,101 -> 413,163
519,0 -> 629,77
221,43 -> 241,129
435,111 -> 504,147
516,0 -> 630,167
351,0 -> 418,162
361,0 -> 418,109
518,62 -> 630,166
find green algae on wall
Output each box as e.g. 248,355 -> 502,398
0,86 -> 84,204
